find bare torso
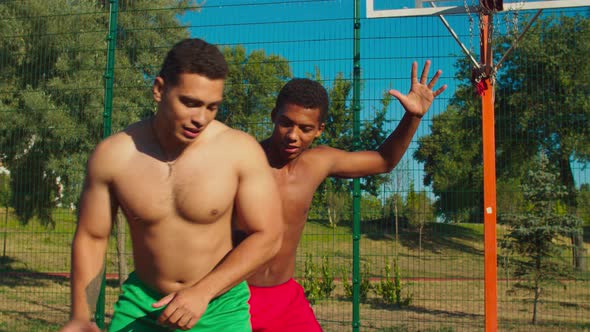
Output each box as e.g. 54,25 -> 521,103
112,119 -> 238,294
247,147 -> 328,286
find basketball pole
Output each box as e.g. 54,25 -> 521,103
479,8 -> 498,332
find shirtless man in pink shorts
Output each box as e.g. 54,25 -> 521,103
241,61 -> 447,331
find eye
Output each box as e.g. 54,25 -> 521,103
278,118 -> 292,127
180,96 -> 203,108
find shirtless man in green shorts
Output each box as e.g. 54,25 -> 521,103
60,38 -> 283,332
245,61 -> 446,331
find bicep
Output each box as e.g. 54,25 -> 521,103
75,156 -> 114,240
322,146 -> 389,178
234,150 -> 282,234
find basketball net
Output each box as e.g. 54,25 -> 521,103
458,0 -> 536,95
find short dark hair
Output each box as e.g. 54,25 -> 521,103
275,78 -> 329,124
158,38 -> 228,86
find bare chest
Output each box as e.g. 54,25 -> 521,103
273,167 -> 324,226
114,152 -> 238,225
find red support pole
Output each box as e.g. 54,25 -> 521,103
480,12 -> 498,332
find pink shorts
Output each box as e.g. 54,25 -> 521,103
249,278 -> 322,332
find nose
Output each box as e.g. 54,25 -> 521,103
191,108 -> 207,128
286,127 -> 299,141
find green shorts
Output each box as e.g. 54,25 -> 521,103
108,272 -> 251,332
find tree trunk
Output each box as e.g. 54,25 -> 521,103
419,225 -> 423,252
116,213 -> 128,288
532,285 -> 540,325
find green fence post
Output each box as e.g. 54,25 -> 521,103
352,1 -> 361,331
95,0 -> 118,329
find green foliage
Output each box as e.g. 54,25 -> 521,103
341,261 -> 373,302
361,193 -> 383,221
326,190 -> 350,228
577,184 -> 590,226
311,72 -> 391,218
301,254 -> 336,304
415,15 -> 590,223
500,154 -> 583,324
413,103 -> 483,223
0,0 -> 197,226
373,259 -> 412,307
218,46 -> 292,140
404,182 -> 434,229
319,256 -> 336,297
0,171 -> 10,207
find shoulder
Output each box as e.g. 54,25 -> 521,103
86,122 -> 141,179
211,121 -> 263,153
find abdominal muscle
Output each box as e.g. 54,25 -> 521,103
246,226 -> 302,287
126,214 -> 234,296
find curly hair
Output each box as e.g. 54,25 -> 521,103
158,38 -> 228,86
274,78 -> 329,124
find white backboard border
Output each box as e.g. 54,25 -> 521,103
366,0 -> 590,18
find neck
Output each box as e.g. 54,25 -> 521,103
151,116 -> 182,162
261,138 -> 297,170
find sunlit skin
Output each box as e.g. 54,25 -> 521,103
247,61 -> 447,287
61,73 -> 283,331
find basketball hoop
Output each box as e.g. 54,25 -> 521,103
481,0 -> 504,12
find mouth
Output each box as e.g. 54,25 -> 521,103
282,145 -> 299,154
182,126 -> 201,139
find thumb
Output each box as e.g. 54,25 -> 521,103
388,89 -> 404,101
152,293 -> 174,308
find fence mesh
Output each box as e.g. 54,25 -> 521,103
0,1 -> 589,331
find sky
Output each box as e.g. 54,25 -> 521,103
179,0 -> 589,192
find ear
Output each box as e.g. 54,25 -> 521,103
314,122 -> 325,138
152,77 -> 165,102
271,107 -> 278,122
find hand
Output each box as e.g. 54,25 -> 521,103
152,287 -> 211,331
59,320 -> 101,332
388,60 -> 447,118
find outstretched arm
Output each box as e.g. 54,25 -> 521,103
326,60 -> 447,178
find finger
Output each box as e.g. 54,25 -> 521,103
420,60 -> 431,84
157,305 -> 178,325
427,69 -> 443,89
411,61 -> 418,84
388,89 -> 406,103
186,316 -> 198,330
178,315 -> 193,330
433,84 -> 448,97
152,293 -> 174,308
166,307 -> 185,326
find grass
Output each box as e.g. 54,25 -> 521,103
0,208 -> 589,331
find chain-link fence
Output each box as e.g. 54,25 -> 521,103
0,1 -> 589,331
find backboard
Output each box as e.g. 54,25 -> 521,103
366,0 -> 590,18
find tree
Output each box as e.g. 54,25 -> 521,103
413,63 -> 484,223
494,15 -> 590,270
383,159 -> 409,253
415,16 -> 590,267
499,154 -> 583,325
218,46 -> 292,140
404,181 -> 434,251
311,74 -> 390,219
0,0 -> 198,226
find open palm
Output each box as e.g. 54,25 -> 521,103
389,60 -> 447,118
